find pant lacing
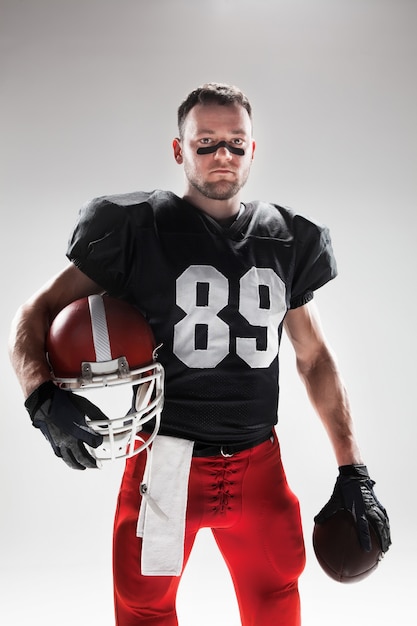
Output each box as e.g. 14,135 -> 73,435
209,459 -> 237,514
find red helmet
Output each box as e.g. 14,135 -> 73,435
46,294 -> 164,462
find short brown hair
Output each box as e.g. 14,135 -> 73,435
177,82 -> 252,138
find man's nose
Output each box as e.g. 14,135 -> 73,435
213,145 -> 233,159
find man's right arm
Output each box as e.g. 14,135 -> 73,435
9,263 -> 103,398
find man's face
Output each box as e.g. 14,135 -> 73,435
174,103 -> 255,202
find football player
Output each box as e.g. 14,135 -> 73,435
9,83 -> 390,625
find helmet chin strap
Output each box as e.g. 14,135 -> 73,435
196,140 -> 244,156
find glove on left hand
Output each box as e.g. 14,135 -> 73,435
314,464 -> 391,554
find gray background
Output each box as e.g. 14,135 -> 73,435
1,0 -> 416,624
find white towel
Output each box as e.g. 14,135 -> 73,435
136,435 -> 194,576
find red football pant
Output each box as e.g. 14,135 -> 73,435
113,432 -> 306,625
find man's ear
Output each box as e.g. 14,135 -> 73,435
251,140 -> 256,160
172,138 -> 183,164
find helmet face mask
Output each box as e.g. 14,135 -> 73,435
46,295 -> 164,462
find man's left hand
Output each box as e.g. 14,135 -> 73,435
314,464 -> 391,553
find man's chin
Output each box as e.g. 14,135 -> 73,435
197,181 -> 242,201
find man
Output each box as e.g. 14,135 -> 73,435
9,83 -> 390,625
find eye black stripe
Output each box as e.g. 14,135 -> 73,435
197,140 -> 244,156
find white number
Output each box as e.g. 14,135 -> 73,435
174,266 -> 229,367
237,267 -> 286,367
173,265 -> 286,368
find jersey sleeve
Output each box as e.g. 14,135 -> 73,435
290,214 -> 338,309
66,195 -> 140,298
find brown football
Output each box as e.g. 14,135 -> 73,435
313,509 -> 382,583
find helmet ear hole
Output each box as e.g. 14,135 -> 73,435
46,295 -> 164,462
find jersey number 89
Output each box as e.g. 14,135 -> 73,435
173,265 -> 286,369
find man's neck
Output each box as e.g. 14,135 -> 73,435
182,189 -> 242,222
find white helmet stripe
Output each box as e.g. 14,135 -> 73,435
88,294 -> 112,362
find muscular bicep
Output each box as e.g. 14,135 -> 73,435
283,301 -> 331,370
28,263 -> 104,322
9,264 -> 103,396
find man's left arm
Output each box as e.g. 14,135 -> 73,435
284,301 -> 391,553
284,300 -> 361,466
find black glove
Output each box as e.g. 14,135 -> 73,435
314,464 -> 391,554
25,381 -> 105,470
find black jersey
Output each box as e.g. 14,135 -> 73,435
67,190 -> 337,445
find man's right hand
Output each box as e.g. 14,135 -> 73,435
25,381 -> 105,470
